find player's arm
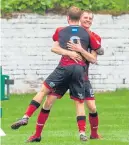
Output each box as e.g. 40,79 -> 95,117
91,50 -> 97,61
81,49 -> 97,64
51,41 -> 70,56
51,41 -> 83,62
67,41 -> 97,64
89,31 -> 104,55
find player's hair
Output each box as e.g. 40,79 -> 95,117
81,10 -> 94,19
67,6 -> 82,21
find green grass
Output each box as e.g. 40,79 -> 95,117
1,89 -> 129,145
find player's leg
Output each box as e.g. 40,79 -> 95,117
28,66 -> 71,140
11,65 -> 68,130
27,94 -> 57,142
69,65 -> 87,141
74,100 -> 87,141
11,84 -> 51,130
84,80 -> 101,139
27,84 -> 69,142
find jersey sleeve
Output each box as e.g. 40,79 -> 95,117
88,31 -> 101,50
52,27 -> 64,41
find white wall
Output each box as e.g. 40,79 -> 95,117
1,13 -> 129,93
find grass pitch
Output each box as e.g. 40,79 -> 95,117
1,89 -> 129,145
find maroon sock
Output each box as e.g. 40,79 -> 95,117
89,112 -> 99,137
77,116 -> 86,133
35,108 -> 50,137
25,100 -> 40,117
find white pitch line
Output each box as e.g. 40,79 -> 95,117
0,128 -> 6,136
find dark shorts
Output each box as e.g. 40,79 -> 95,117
49,80 -> 95,102
44,65 -> 86,100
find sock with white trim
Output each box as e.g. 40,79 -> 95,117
34,108 -> 50,137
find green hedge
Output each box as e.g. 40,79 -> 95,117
1,0 -> 129,17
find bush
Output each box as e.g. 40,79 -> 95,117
1,0 -> 129,17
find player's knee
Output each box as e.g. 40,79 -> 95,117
43,99 -> 53,110
88,106 -> 96,113
77,110 -> 85,116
